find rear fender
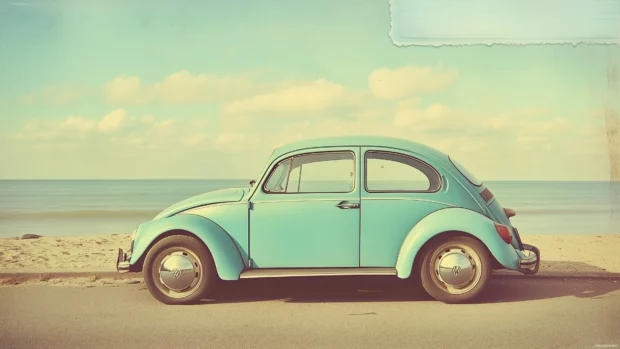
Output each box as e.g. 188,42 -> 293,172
395,207 -> 520,279
130,214 -> 245,280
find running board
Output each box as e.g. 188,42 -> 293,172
239,267 -> 397,279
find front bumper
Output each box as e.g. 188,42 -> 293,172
116,248 -> 131,273
518,243 -> 540,274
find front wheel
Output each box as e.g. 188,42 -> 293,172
143,235 -> 217,305
419,236 -> 492,304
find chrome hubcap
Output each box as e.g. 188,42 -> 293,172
433,244 -> 482,295
157,249 -> 202,298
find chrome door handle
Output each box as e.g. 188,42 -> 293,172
336,201 -> 360,209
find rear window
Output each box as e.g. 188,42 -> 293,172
449,156 -> 482,187
365,151 -> 441,192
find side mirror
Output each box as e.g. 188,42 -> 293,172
249,180 -> 256,187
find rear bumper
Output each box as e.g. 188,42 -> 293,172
116,248 -> 131,273
518,244 -> 540,274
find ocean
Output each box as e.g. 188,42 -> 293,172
0,180 -> 618,238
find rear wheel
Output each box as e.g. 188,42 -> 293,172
143,235 -> 217,305
419,236 -> 492,303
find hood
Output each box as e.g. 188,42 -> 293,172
153,187 -> 247,220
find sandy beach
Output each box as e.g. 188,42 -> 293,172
1,233 -> 619,275
0,234 -> 132,272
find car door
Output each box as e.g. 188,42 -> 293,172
360,147 -> 450,267
249,148 -> 361,268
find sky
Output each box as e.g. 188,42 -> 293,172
0,0 -> 619,181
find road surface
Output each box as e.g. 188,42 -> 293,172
1,277 -> 619,348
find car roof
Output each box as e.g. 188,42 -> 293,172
272,135 -> 450,161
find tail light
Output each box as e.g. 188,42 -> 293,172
494,223 -> 513,244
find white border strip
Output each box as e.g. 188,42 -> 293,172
390,0 -> 620,46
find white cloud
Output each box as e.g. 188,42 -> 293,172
521,118 -> 572,135
18,86 -> 89,105
396,97 -> 422,109
17,109 -> 141,142
368,65 -> 457,100
152,71 -> 254,104
581,125 -> 603,137
8,101 -> 597,181
511,118 -> 572,146
221,79 -> 345,115
15,111 -> 209,152
110,136 -> 145,146
180,135 -> 206,147
154,119 -> 175,130
589,109 -> 607,119
16,116 -> 96,141
103,70 -> 257,105
210,133 -> 264,154
484,116 -> 513,130
258,107 -> 571,163
62,116 -> 96,133
141,115 -> 155,124
215,133 -> 245,144
107,118 -> 180,150
103,77 -> 148,104
354,107 -> 392,121
393,104 -> 451,127
484,113 -> 571,141
17,93 -> 36,105
98,109 -> 128,133
516,136 -> 547,144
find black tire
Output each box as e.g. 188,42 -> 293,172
143,235 -> 217,305
418,235 -> 492,304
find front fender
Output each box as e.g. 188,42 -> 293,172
395,207 -> 520,279
130,214 -> 245,280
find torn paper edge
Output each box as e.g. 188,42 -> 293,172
389,0 -> 620,47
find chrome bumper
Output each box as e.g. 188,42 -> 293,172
116,248 -> 131,273
518,243 -> 540,274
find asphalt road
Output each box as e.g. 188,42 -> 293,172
1,277 -> 619,349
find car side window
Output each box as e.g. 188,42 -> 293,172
264,151 -> 355,194
264,158 -> 292,193
365,151 -> 441,192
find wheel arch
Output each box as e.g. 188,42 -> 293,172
130,214 -> 246,280
395,207 -> 520,279
410,230 -> 503,275
130,228 -> 205,273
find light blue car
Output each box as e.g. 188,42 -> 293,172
117,136 -> 540,304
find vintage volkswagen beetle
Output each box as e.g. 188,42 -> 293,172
117,136 -> 540,304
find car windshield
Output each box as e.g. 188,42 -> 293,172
449,156 -> 482,187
